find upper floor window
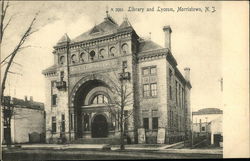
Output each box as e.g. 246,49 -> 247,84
121,43 -> 128,54
142,68 -> 149,75
169,69 -> 172,83
92,94 -> 108,104
110,47 -> 116,57
150,83 -> 157,96
150,66 -> 156,74
89,50 -> 96,61
99,49 -> 105,59
59,56 -> 65,65
143,84 -> 150,97
142,66 -> 157,76
71,54 -> 77,64
80,52 -> 85,62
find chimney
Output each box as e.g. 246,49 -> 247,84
184,67 -> 190,82
30,96 -> 33,102
163,25 -> 172,50
24,96 -> 28,101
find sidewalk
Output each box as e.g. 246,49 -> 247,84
2,144 -> 110,150
2,143 -> 222,155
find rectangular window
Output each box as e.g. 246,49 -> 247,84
52,117 -> 56,133
61,114 -> 65,132
150,83 -> 157,96
169,69 -> 172,82
202,126 -> 205,131
52,94 -> 57,106
143,84 -> 150,97
142,67 -> 149,75
152,117 -> 158,130
150,66 -> 156,74
143,118 -> 149,130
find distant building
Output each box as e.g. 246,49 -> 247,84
192,108 -> 223,146
207,116 -> 223,146
192,108 -> 222,133
42,13 -> 192,144
1,96 -> 45,144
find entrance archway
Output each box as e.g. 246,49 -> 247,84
91,114 -> 108,138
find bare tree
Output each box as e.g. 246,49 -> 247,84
103,67 -> 136,150
0,0 -> 40,146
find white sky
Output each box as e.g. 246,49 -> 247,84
1,1 -> 223,111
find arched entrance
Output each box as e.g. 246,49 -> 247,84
91,114 -> 108,138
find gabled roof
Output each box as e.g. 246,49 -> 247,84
119,17 -> 132,29
57,33 -> 71,45
72,16 -> 119,42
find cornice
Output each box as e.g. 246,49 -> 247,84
54,29 -> 134,51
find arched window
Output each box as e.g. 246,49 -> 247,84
99,49 -> 105,59
80,52 -> 85,62
71,54 -> 77,64
59,56 -> 65,65
91,94 -> 108,104
89,50 -> 95,61
121,43 -> 128,54
110,47 -> 116,57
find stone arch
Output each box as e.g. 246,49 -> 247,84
69,73 -> 116,108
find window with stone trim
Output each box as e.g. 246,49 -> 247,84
52,116 -> 56,133
143,84 -> 150,97
150,66 -> 156,74
152,117 -> 158,130
143,118 -> 149,130
52,94 -> 57,106
142,66 -> 157,76
150,83 -> 157,96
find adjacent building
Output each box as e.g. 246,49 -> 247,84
1,96 -> 45,144
192,108 -> 223,146
42,13 -> 192,144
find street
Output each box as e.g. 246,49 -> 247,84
3,148 -> 222,160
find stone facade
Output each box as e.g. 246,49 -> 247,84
42,14 -> 191,144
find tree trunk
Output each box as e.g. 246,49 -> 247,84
120,109 -> 125,150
